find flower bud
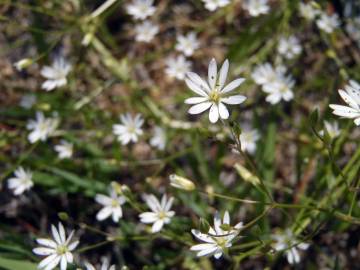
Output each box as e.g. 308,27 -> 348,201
234,163 -> 260,186
14,58 -> 33,71
169,174 -> 195,191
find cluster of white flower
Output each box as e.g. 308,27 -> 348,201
112,113 -> 167,150
252,62 -> 294,104
202,0 -> 270,15
299,2 -> 340,34
165,32 -> 200,81
126,0 -> 159,43
277,35 -> 302,60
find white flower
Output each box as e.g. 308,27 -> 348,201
165,55 -> 192,80
33,222 -> 79,270
329,80 -> 360,125
150,126 -> 166,150
112,113 -> 144,145
251,63 -> 286,86
277,35 -> 302,60
316,12 -> 340,34
320,121 -> 340,139
175,32 -> 200,57
202,0 -> 230,11
126,0 -> 156,20
239,128 -> 260,154
299,2 -> 319,21
139,194 -> 175,233
84,258 -> 115,270
27,111 -> 59,143
7,167 -> 33,195
190,211 -> 243,259
95,189 -> 126,222
262,73 -> 295,104
134,21 -> 159,42
272,229 -> 309,265
184,58 -> 246,123
242,0 -> 270,17
20,94 -> 36,109
41,57 -> 71,91
55,140 -> 73,159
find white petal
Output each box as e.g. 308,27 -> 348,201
58,223 -> 66,243
60,256 -> 67,270
329,104 -> 360,118
95,194 -> 112,206
191,229 -> 215,244
221,78 -> 245,93
213,251 -> 223,259
184,97 -> 208,104
38,254 -> 58,269
221,95 -> 246,105
190,243 -> 216,251
68,240 -> 79,251
139,212 -> 158,223
223,211 -> 230,225
354,117 -> 360,125
51,225 -> 62,245
33,247 -> 55,256
151,219 -> 164,233
188,102 -> 212,114
218,102 -> 229,120
197,245 -> 218,257
96,206 -> 113,221
209,104 -> 219,123
218,59 -> 229,90
208,58 -> 217,90
44,256 -> 61,270
186,72 -> 210,94
36,239 -> 57,249
339,90 -> 359,109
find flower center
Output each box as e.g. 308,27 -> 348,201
157,211 -> 167,220
214,236 -> 227,248
111,199 -> 119,207
209,90 -> 221,103
56,245 -> 68,255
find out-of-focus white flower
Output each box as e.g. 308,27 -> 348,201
299,2 -> 319,21
190,211 -> 243,259
27,111 -> 59,143
320,120 -> 340,139
262,73 -> 295,104
150,126 -> 166,150
95,188 -> 126,222
112,113 -> 144,145
126,0 -> 156,20
184,58 -> 246,123
33,222 -> 79,270
277,35 -> 302,60
169,174 -> 196,191
139,194 -> 175,233
251,63 -> 286,86
134,21 -> 159,42
329,80 -> 360,125
54,140 -> 73,159
165,55 -> 191,80
316,13 -> 340,33
20,94 -> 36,109
7,167 -> 33,195
14,58 -> 33,71
84,258 -> 115,270
272,229 -> 309,265
202,0 -> 230,11
239,128 -> 260,154
41,57 -> 71,91
242,0 -> 270,17
175,32 -> 200,57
